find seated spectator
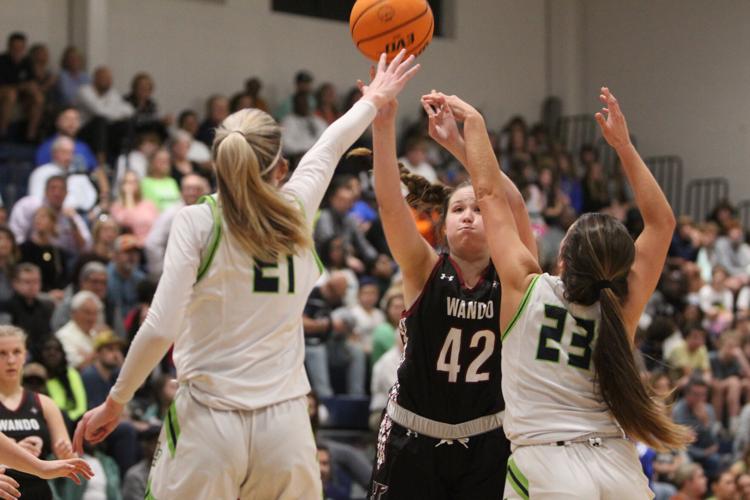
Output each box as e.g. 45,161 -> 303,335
18,206 -> 69,293
9,175 -> 92,255
314,177 -> 378,272
24,43 -> 56,114
243,77 -> 269,113
229,91 -> 254,113
144,173 -> 209,278
0,32 -> 43,142
107,235 -> 146,325
708,470 -> 738,500
72,215 -> 119,272
0,226 -> 18,303
318,236 -> 359,307
275,70 -> 315,121
52,261 -> 121,335
0,263 -> 53,356
670,216 -> 701,263
710,331 -> 750,432
697,222 -> 721,283
715,222 -> 750,291
281,90 -> 327,161
80,329 -> 138,478
669,325 -> 712,387
169,130 -> 212,186
399,137 -> 438,184
671,462 -> 708,500
140,148 -> 181,212
737,285 -> 750,321
122,424 -> 160,500
114,130 -> 161,186
110,171 -> 159,247
196,94 -> 229,146
174,109 -> 211,165
555,151 -> 583,214
35,106 -> 98,176
29,136 -> 98,213
348,277 -> 385,354
673,379 -> 721,480
315,83 -> 340,125
124,72 -> 170,135
56,46 -> 90,107
371,289 -> 404,365
303,271 -> 366,397
55,290 -> 102,369
39,336 -> 87,426
581,160 -> 611,213
76,65 -> 134,162
699,266 -> 734,336
737,473 -> 750,500
317,442 -> 350,500
370,328 -> 403,430
709,200 -> 738,235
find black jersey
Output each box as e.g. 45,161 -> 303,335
395,254 -> 503,424
0,390 -> 52,498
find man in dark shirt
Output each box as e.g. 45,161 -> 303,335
0,32 -> 44,141
0,263 -> 53,359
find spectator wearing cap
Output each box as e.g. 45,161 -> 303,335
107,234 -> 146,327
55,290 -> 102,369
274,70 -> 316,121
122,423 -> 161,500
81,329 -> 138,478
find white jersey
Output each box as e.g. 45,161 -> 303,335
502,273 -> 623,445
110,100 -> 377,411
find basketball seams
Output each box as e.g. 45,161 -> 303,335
410,15 -> 434,57
350,0 -> 389,36
355,5 -> 430,47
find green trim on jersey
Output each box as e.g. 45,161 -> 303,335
165,401 -> 181,458
145,479 -> 157,500
507,457 -> 529,500
196,194 -> 222,283
502,274 -> 541,342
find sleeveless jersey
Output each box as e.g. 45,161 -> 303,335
501,273 -> 622,445
394,254 -> 503,424
0,390 -> 52,494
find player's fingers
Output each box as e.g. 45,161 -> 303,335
376,52 -> 387,75
398,63 -> 420,83
369,65 -> 376,82
421,100 -> 436,118
594,112 -> 606,128
394,54 -> 416,77
388,49 -> 407,72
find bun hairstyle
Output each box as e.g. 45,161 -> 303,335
212,108 -> 312,262
560,212 -> 691,451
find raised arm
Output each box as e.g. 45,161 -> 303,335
423,94 -> 540,320
421,95 -> 538,261
595,88 -> 676,333
283,50 -> 420,225
372,99 -> 437,305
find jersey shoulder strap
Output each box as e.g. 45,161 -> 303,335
196,193 -> 222,283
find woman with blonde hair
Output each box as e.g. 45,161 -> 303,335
0,326 -> 93,497
73,51 -> 419,499
109,170 -> 158,247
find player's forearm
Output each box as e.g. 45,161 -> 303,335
616,144 -> 675,231
0,433 -> 45,476
372,120 -> 409,217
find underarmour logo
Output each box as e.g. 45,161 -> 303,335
371,481 -> 389,499
440,273 -> 454,281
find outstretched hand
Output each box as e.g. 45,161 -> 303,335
595,87 -> 632,150
421,92 -> 481,123
37,457 -> 94,485
357,49 -> 420,111
421,91 -> 463,152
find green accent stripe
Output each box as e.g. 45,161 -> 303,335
145,479 -> 157,500
507,458 -> 529,499
165,402 -> 180,458
196,194 -> 222,282
502,274 -> 541,342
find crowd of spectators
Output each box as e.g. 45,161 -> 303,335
1,30 -> 750,500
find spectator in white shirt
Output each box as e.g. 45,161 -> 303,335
76,65 -> 134,163
55,290 -> 102,369
699,265 -> 734,335
348,277 -> 385,353
28,136 -> 98,212
399,137 -> 438,184
281,91 -> 327,163
369,331 -> 404,431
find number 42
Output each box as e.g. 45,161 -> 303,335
436,328 -> 495,383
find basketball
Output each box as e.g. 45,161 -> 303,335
350,0 -> 434,62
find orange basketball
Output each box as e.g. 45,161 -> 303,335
350,0 -> 434,63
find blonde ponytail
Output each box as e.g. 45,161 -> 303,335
212,109 -> 312,262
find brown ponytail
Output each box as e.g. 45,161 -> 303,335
561,213 -> 691,451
